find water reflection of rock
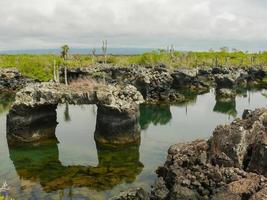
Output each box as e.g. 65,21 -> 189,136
6,106 -> 143,193
213,92 -> 237,117
8,137 -> 143,193
0,92 -> 15,114
139,93 -> 199,130
139,104 -> 172,129
63,102 -> 71,122
213,100 -> 237,117
95,144 -> 143,186
174,91 -> 198,106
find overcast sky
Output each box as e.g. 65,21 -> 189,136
0,0 -> 267,51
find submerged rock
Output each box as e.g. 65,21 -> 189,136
150,177 -> 169,200
110,188 -> 149,200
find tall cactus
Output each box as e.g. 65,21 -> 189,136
53,59 -> 57,82
102,40 -> 108,64
91,48 -> 96,64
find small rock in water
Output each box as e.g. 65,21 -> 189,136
109,188 -> 149,200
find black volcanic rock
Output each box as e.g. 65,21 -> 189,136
0,68 -> 32,91
111,108 -> 267,200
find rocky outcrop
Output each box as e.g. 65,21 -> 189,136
248,67 -> 266,82
149,139 -> 267,200
110,188 -> 150,200
209,108 -> 267,173
7,82 -> 144,144
10,82 -> 143,114
214,70 -> 247,89
213,67 -> 267,101
150,108 -> 267,200
112,108 -> 267,200
6,105 -> 57,145
65,65 -> 266,104
171,68 -> 209,93
65,65 -> 206,103
212,67 -> 266,87
134,67 -> 179,103
0,68 -> 32,91
95,104 -> 141,145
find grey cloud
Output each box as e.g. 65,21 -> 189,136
0,0 -> 266,51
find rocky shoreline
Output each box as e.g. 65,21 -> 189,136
65,65 -> 267,103
112,108 -> 267,200
1,65 -> 266,105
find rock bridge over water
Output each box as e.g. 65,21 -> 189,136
6,82 -> 144,145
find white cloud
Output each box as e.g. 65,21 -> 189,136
0,0 -> 266,51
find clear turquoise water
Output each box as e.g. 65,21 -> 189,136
0,89 -> 266,200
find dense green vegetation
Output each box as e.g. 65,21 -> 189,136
1,50 -> 267,81
0,195 -> 14,200
0,54 -> 59,81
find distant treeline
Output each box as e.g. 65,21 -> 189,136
1,50 -> 267,81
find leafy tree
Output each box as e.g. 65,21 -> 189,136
220,47 -> 229,52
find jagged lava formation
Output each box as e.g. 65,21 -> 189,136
6,82 -> 144,145
112,108 -> 267,200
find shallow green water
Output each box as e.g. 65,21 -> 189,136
0,89 -> 266,200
